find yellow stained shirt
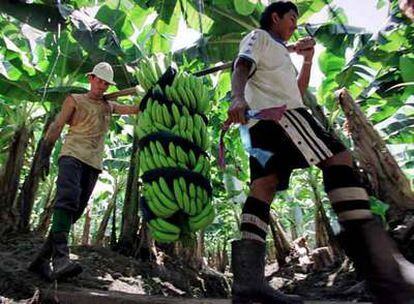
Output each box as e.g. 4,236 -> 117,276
60,94 -> 112,170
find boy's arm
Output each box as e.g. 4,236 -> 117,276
295,37 -> 315,96
44,95 -> 76,146
38,95 -> 76,179
228,58 -> 252,125
110,102 -> 140,115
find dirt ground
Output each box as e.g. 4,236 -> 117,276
0,233 -> 372,303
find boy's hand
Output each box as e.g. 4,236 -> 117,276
228,97 -> 249,125
37,140 -> 53,180
293,37 -> 315,59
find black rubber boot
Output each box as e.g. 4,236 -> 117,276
231,239 -> 303,304
28,233 -> 53,281
340,218 -> 414,304
51,231 -> 82,280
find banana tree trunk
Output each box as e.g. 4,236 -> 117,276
303,91 -> 330,129
36,188 -> 56,236
269,211 -> 291,266
17,115 -> 55,231
94,183 -> 118,246
337,89 -> 414,258
81,207 -> 92,246
308,170 -> 342,256
196,230 -> 207,269
0,125 -> 30,237
118,131 -> 141,254
337,89 -> 414,209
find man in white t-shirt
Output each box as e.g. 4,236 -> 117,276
228,2 -> 414,304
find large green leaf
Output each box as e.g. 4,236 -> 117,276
148,1 -> 180,53
400,54 -> 414,82
297,0 -> 333,23
96,5 -> 134,40
233,0 -> 258,16
0,2 -> 66,32
376,98 -> 414,143
318,51 -> 345,75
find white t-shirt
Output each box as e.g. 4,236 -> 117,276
235,29 -> 304,126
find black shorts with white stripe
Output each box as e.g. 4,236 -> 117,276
248,107 -> 346,191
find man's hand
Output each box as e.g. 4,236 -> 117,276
228,96 -> 249,125
400,0 -> 414,20
37,140 -> 53,180
294,37 -> 315,59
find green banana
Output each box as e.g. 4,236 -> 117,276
143,148 -> 156,170
152,229 -> 179,243
172,125 -> 180,136
147,184 -> 176,217
153,60 -> 162,80
158,154 -> 169,167
196,186 -> 204,207
176,145 -> 187,165
145,194 -> 168,218
151,181 -> 178,211
170,86 -> 182,107
177,85 -> 190,109
193,156 -> 204,174
189,203 -> 215,231
179,116 -> 187,131
155,218 -> 180,234
162,104 -> 172,127
168,142 -> 178,162
149,142 -> 158,157
186,116 -> 194,133
186,84 -> 197,111
165,85 -> 173,101
202,188 -> 209,205
173,179 -> 184,209
158,177 -> 175,201
195,196 -> 203,215
189,203 -> 211,225
140,152 -> 148,173
182,106 -> 190,117
151,151 -> 162,168
193,127 -> 202,147
201,160 -> 210,177
166,157 -> 176,167
155,141 -> 165,156
188,150 -> 196,168
154,122 -> 169,132
171,103 -> 181,125
189,183 -> 196,200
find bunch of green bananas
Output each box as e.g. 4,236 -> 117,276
135,54 -> 172,92
165,72 -> 210,114
139,141 -> 210,178
136,97 -> 210,151
136,55 -> 215,244
144,176 -> 215,242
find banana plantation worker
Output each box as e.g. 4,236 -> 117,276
28,62 -> 140,281
228,2 -> 414,304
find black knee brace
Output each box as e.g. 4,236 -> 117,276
323,165 -> 372,221
240,196 -> 271,243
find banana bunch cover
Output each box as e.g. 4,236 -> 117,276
135,54 -> 214,244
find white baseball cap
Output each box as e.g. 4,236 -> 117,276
87,62 -> 116,85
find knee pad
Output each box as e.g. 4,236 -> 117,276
323,165 -> 372,221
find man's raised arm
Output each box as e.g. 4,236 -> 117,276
38,95 -> 75,179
